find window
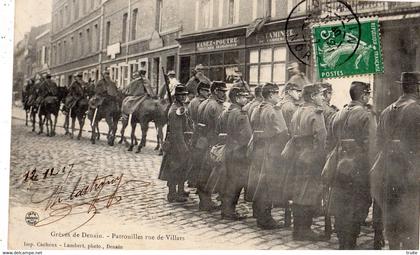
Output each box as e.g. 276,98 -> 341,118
74,0 -> 79,20
131,9 -> 138,40
63,40 -> 67,62
122,13 -> 128,43
54,13 -> 58,31
79,31 -> 83,56
94,24 -> 99,50
248,47 -> 287,85
106,21 -> 111,46
53,45 -> 57,65
86,28 -> 91,53
45,46 -> 49,65
91,0 -> 95,9
82,0 -> 87,14
196,50 -> 243,82
202,0 -> 211,28
65,5 -> 69,25
166,55 -> 175,72
58,42 -> 61,64
60,9 -> 64,28
228,0 -> 235,25
70,36 -> 74,59
156,0 -> 163,31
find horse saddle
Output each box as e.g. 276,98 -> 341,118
43,96 -> 58,105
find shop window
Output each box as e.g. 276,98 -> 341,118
224,51 -> 239,65
210,53 -> 223,66
248,46 -> 287,85
166,56 -> 175,72
210,67 -> 224,81
197,54 -> 209,66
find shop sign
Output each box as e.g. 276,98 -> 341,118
251,29 -> 302,45
196,37 -> 241,52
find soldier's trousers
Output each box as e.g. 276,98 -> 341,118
335,213 -> 361,249
222,159 -> 248,215
293,204 -> 316,233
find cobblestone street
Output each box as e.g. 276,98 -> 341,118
9,107 -> 379,250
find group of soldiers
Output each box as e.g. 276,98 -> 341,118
22,67 -> 159,132
158,62 -> 420,250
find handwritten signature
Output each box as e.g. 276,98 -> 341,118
24,164 -> 150,233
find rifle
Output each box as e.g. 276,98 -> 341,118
161,67 -> 173,105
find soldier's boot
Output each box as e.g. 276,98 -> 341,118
257,206 -> 282,230
221,197 -> 246,221
198,190 -> 220,212
167,184 -> 178,203
178,182 -> 190,198
284,205 -> 292,227
298,216 -> 324,241
252,202 -> 258,218
373,230 -> 385,250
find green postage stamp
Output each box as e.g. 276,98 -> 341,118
312,18 -> 384,79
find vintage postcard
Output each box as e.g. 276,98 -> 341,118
3,0 -> 420,252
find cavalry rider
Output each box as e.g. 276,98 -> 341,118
121,68 -> 156,120
88,69 -> 119,110
63,72 -> 85,115
158,84 -> 190,203
185,64 -> 211,100
231,69 -> 251,92
37,73 -> 59,105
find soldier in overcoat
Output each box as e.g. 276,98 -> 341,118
248,83 -> 289,229
277,82 -> 302,132
63,72 -> 85,113
371,72 -> 420,250
195,81 -> 228,211
282,83 -> 327,240
326,81 -> 376,249
218,87 -> 251,220
187,82 -> 211,188
158,85 -> 190,203
243,85 -> 263,118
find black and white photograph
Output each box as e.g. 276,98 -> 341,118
2,0 -> 420,252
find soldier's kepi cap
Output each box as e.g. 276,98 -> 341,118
174,84 -> 189,95
229,87 -> 249,98
287,62 -> 299,70
303,83 -> 327,96
262,82 -> 280,94
284,82 -> 302,91
197,81 -> 210,92
350,81 -> 371,94
167,70 -> 176,76
195,64 -> 205,71
211,81 -> 228,92
395,72 -> 420,86
319,82 -> 333,92
45,73 -> 52,79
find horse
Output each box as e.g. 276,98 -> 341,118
87,92 -> 123,146
68,97 -> 89,139
37,86 -> 67,137
128,97 -> 169,155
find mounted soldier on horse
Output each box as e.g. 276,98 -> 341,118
88,69 -> 122,146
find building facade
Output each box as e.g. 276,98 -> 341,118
101,0 -> 181,90
317,0 -> 420,113
32,30 -> 51,76
50,0 -> 103,86
177,0 -> 310,86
